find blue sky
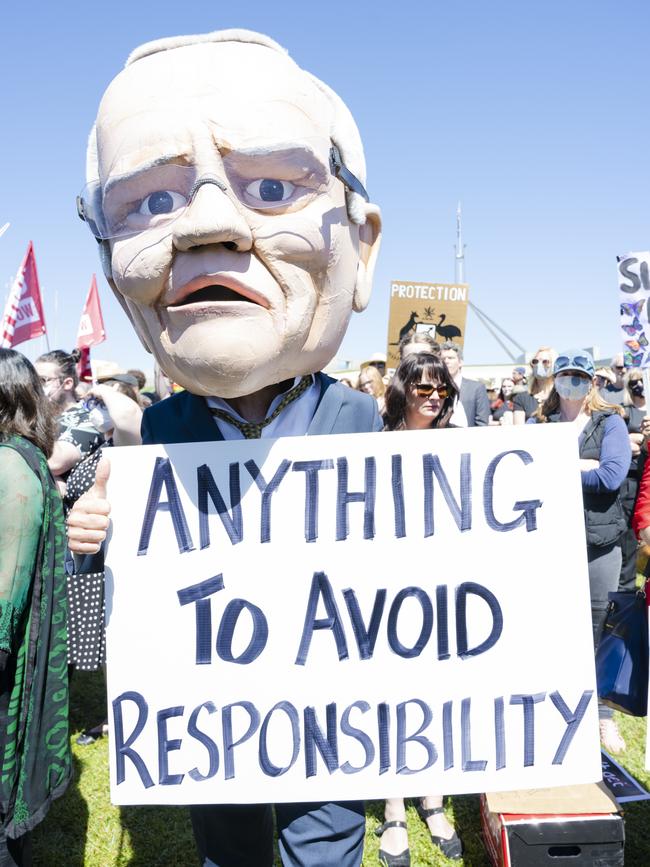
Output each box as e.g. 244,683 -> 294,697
1,0 -> 648,372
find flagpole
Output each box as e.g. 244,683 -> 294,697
53,289 -> 59,348
41,284 -> 50,350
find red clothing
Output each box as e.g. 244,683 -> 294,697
633,455 -> 650,537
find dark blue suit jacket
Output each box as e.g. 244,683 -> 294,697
141,372 -> 383,445
140,372 -> 378,862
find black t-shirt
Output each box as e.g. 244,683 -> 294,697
58,403 -> 103,458
512,390 -> 539,419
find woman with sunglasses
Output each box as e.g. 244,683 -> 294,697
375,353 -> 462,866
533,350 -> 631,754
513,346 -> 556,423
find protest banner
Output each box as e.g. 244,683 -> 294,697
386,280 -> 469,371
76,274 -> 106,381
0,241 -> 46,348
77,274 -> 106,349
618,251 -> 650,369
104,424 -> 600,805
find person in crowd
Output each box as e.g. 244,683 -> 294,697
126,368 -> 152,407
618,369 -> 648,590
35,349 -> 103,481
532,350 -> 630,753
360,352 -> 387,379
594,367 -> 616,393
512,346 -> 556,423
375,351 -> 462,865
599,354 -> 627,406
440,341 -> 490,426
65,379 -> 143,744
0,349 -> 71,865
357,364 -> 386,415
512,365 -> 526,387
490,377 -> 515,424
67,26 -> 382,867
398,330 -> 440,360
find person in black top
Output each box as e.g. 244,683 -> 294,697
512,346 -> 556,423
618,369 -> 648,590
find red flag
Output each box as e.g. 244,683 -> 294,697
76,274 -> 106,349
1,241 -> 47,348
77,346 -> 93,382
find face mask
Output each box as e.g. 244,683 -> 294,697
533,363 -> 551,380
555,374 -> 590,402
88,406 -> 113,433
631,381 -> 644,397
43,380 -> 65,404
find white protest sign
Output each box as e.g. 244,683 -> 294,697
104,424 -> 601,805
618,251 -> 650,368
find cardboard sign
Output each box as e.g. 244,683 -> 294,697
386,280 -> 469,370
618,251 -> 650,368
104,424 -> 601,805
602,751 -> 650,803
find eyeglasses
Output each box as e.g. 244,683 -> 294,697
77,138 -> 370,242
39,376 -> 61,385
531,358 -> 551,366
414,382 -> 449,398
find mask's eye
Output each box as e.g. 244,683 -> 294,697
245,179 -> 296,204
138,190 -> 187,216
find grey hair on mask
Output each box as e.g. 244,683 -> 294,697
85,28 -> 369,225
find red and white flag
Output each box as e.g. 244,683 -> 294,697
1,241 -> 47,348
77,274 -> 106,349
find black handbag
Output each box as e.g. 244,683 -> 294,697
596,584 -> 649,716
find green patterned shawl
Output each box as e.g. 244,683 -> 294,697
0,435 -> 71,837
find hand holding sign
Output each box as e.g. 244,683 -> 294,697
66,456 -> 111,554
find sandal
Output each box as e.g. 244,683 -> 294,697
375,820 -> 410,867
417,804 -> 463,861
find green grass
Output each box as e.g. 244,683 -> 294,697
32,670 -> 650,866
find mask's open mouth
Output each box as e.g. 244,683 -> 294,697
176,284 -> 261,306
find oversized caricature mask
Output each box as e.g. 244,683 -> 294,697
81,30 -> 381,397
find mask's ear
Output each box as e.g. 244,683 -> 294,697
352,203 -> 382,313
100,242 -> 153,354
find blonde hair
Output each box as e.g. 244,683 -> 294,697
537,383 -> 625,422
357,365 -> 385,398
530,346 -> 557,397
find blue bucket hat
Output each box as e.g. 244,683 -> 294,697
553,350 -> 594,378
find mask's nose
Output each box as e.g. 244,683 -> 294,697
172,178 -> 253,252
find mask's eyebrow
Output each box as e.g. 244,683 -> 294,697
223,142 -> 330,181
102,154 -> 191,194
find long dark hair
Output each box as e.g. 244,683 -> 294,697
36,347 -> 81,388
384,352 -> 458,431
0,349 -> 58,457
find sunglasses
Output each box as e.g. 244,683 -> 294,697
555,355 -> 593,375
414,382 -> 449,398
531,358 -> 551,366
